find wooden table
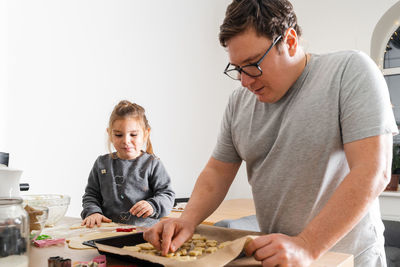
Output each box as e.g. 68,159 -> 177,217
168,198 -> 256,225
28,200 -> 353,267
29,217 -> 135,267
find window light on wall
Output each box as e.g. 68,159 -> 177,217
384,26 -> 400,69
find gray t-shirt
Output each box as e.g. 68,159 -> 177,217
212,50 -> 398,261
81,152 -> 175,227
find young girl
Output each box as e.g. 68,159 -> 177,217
81,100 -> 175,227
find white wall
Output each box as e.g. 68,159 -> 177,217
0,1 -> 8,150
2,0 -> 398,217
292,0 -> 399,55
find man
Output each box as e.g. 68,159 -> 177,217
144,0 -> 398,266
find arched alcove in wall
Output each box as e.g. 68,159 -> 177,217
371,1 -> 400,68
371,1 -> 400,145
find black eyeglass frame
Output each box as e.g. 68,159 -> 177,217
223,35 -> 282,80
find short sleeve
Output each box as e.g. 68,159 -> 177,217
340,51 -> 398,144
212,92 -> 242,163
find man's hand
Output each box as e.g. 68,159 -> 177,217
130,200 -> 154,218
82,213 -> 112,228
244,233 -> 315,267
143,218 -> 196,256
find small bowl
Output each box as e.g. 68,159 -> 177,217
22,194 -> 70,227
24,205 -> 49,239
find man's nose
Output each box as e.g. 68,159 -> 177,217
240,72 -> 256,88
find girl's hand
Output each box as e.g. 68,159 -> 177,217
82,213 -> 112,228
130,200 -> 154,218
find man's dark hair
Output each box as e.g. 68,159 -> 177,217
219,0 -> 302,47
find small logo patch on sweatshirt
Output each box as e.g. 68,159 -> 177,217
101,169 -> 107,174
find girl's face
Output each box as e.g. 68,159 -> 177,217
109,118 -> 149,160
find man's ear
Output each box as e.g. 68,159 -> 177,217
283,27 -> 298,56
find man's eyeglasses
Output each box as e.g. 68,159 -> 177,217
223,35 -> 282,81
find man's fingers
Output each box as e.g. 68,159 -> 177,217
244,239 -> 256,256
259,252 -> 281,266
143,224 -> 163,251
170,229 -> 191,253
244,235 -> 272,256
253,243 -> 276,262
144,218 -> 195,256
161,222 -> 176,255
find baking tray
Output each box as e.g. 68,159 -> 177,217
83,225 -> 261,267
83,232 -> 163,267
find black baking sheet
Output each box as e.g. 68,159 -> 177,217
83,232 -> 163,267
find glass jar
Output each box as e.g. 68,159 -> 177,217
0,198 -> 29,267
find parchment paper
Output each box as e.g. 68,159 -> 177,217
96,224 -> 262,267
